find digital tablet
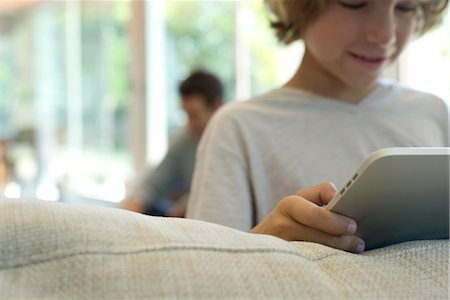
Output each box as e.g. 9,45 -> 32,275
326,147 -> 449,250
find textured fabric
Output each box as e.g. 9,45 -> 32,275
187,80 -> 449,231
1,199 -> 448,299
130,130 -> 198,209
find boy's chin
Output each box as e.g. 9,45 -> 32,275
345,76 -> 380,90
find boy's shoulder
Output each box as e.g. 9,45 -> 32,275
373,79 -> 447,111
378,79 -> 445,102
220,88 -> 311,113
214,90 -> 275,114
208,89 -> 291,129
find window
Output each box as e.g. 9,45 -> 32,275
1,1 -> 132,204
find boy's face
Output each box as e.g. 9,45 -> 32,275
301,0 -> 417,93
181,94 -> 218,138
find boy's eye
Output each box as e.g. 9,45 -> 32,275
338,1 -> 368,10
396,3 -> 419,13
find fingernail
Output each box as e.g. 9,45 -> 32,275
355,241 -> 365,254
347,222 -> 357,234
329,182 -> 338,192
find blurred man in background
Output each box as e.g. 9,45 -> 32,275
121,70 -> 224,216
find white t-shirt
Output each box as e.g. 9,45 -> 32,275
186,81 -> 449,231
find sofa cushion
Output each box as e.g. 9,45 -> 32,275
0,199 -> 448,299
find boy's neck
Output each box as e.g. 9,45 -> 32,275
285,51 -> 377,104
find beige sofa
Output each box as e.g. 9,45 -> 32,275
1,199 -> 448,299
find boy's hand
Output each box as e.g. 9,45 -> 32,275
250,182 -> 365,253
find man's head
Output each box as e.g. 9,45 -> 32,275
179,70 -> 224,138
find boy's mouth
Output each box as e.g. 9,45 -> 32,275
350,53 -> 385,62
349,52 -> 386,69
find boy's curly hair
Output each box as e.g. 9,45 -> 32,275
266,0 -> 449,45
417,0 -> 449,34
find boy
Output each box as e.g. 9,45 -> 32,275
186,0 -> 449,253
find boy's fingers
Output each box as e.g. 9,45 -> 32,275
295,182 -> 338,206
279,198 -> 364,253
298,227 -> 365,254
281,195 -> 357,236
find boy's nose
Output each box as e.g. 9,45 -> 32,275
365,12 -> 396,47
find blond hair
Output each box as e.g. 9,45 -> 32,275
266,0 -> 449,45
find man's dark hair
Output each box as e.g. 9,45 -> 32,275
179,70 -> 224,108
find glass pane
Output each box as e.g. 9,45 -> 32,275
0,1 -> 132,204
72,1 -> 131,203
1,1 -> 67,201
